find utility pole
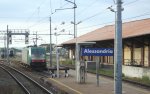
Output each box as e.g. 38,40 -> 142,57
114,0 -> 123,94
50,17 -> 52,67
55,33 -> 59,78
4,34 -> 6,60
6,25 -> 9,64
54,0 -> 78,81
73,0 -> 79,83
73,0 -> 76,39
69,0 -> 81,83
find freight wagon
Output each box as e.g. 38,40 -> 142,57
22,47 -> 47,70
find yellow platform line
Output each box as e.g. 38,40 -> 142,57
48,78 -> 82,94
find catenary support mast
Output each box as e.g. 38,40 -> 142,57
50,17 -> 52,67
114,0 -> 123,94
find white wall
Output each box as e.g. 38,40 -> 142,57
122,65 -> 150,79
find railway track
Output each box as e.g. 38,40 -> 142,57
0,64 -> 53,94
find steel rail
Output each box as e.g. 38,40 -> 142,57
1,64 -> 53,94
0,65 -> 30,94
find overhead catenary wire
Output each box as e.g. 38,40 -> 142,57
112,0 -> 116,4
78,11 -> 150,30
48,0 -> 147,31
24,0 -> 149,35
72,0 -> 147,30
48,0 -> 148,37
58,7 -> 112,32
48,0 -> 73,31
27,17 -> 49,29
27,0 -> 69,30
50,0 -> 53,14
25,0 -> 48,23
79,8 -> 109,22
77,0 -> 100,17
0,0 -> 148,47
123,0 -> 140,6
52,2 -> 115,33
25,0 -> 50,29
25,8 -> 40,23
75,0 -> 111,22
62,0 -> 142,30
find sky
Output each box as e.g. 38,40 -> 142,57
0,0 -> 150,47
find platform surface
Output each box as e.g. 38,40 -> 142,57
46,69 -> 150,94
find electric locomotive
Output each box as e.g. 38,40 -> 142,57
22,47 -> 47,70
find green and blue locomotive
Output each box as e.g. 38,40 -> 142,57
22,47 -> 47,70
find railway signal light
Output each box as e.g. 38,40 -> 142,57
25,34 -> 29,44
9,34 -> 12,44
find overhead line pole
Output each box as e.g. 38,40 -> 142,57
54,0 -> 78,81
73,0 -> 79,83
55,33 -> 59,78
50,16 -> 52,67
4,34 -> 6,61
114,0 -> 123,94
73,0 -> 76,39
6,25 -> 9,64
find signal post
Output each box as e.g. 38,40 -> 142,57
6,25 -> 29,64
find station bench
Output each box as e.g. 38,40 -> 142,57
47,67 -> 69,78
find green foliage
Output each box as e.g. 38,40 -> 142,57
61,59 -> 75,65
88,68 -> 114,77
123,76 -> 150,85
122,73 -> 125,77
88,69 -> 150,85
142,76 -> 149,80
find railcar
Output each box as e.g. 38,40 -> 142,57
22,47 -> 47,70
9,49 -> 14,57
0,49 -> 14,58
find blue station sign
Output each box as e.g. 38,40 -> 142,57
81,48 -> 114,56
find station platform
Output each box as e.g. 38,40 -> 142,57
46,69 -> 150,94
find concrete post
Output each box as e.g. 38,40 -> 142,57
50,17 -> 52,67
114,0 -> 123,94
6,25 -> 9,64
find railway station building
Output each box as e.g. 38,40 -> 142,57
61,18 -> 150,79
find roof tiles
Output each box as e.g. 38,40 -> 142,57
62,18 -> 150,45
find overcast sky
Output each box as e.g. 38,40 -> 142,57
0,0 -> 150,47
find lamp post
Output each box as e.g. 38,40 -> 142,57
49,12 -> 56,67
54,0 -> 77,81
71,21 -> 82,82
54,32 -> 59,78
54,26 -> 75,78
55,0 -> 77,38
